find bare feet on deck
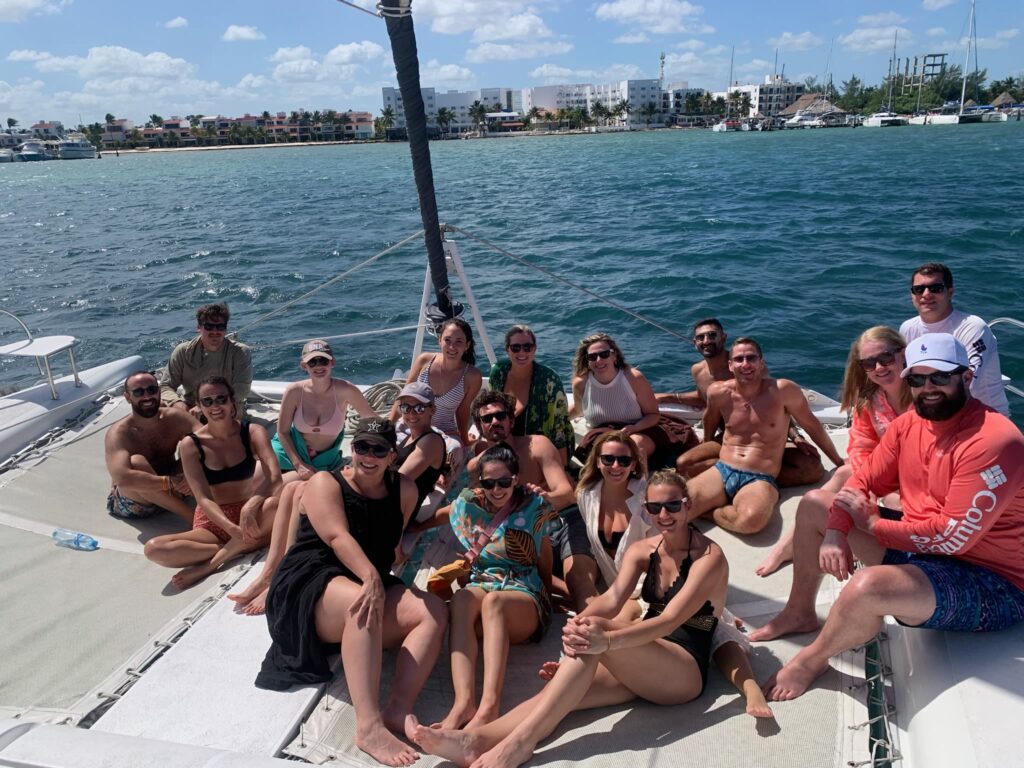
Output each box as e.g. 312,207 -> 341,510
473,733 -> 537,768
406,715 -> 484,767
381,703 -> 412,735
762,655 -> 829,701
743,682 -> 774,718
748,608 -> 820,642
434,701 -> 477,731
356,721 -> 419,767
228,577 -> 269,615
464,704 -> 499,730
754,539 -> 792,577
171,562 -> 215,590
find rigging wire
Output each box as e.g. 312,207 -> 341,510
333,0 -> 381,18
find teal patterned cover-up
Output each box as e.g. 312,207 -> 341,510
488,360 -> 575,457
449,488 -> 563,625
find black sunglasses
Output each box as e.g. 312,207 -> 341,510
599,454 -> 633,467
129,384 -> 160,398
643,499 -> 688,515
911,283 -> 947,296
508,342 -> 535,353
353,441 -> 391,458
479,411 -> 509,424
905,369 -> 966,388
202,322 -> 228,331
398,402 -> 430,414
480,476 -> 515,490
859,350 -> 899,371
694,331 -> 719,342
199,394 -> 230,407
587,349 -> 612,362
306,356 -> 331,368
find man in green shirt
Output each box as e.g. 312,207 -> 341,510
159,303 -> 252,417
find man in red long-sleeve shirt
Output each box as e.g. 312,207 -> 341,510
753,332 -> 1024,701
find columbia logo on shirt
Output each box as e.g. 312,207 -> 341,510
981,465 -> 1007,490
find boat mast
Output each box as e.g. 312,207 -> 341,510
886,31 -> 898,111
726,46 -> 734,119
379,0 -> 455,320
958,0 -> 974,116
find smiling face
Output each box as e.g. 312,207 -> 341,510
506,331 -> 536,369
398,396 -> 433,428
728,342 -> 763,382
197,314 -> 228,352
910,366 -> 971,421
480,459 -> 516,508
645,482 -> 690,534
586,340 -> 615,377
301,354 -> 335,379
597,438 -> 635,485
440,324 -> 468,361
477,401 -> 511,442
911,273 -> 954,324
125,372 -> 161,418
196,382 -> 233,421
858,338 -> 904,390
692,323 -> 725,359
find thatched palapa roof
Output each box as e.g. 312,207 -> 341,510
778,93 -> 846,117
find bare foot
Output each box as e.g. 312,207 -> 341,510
538,660 -> 560,681
381,703 -> 412,734
409,720 -> 484,767
434,701 -> 477,731
171,562 -> 214,590
241,588 -> 268,615
754,540 -> 792,577
355,722 -> 419,767
464,704 -> 499,730
472,733 -> 536,768
748,608 -> 820,642
743,683 -> 774,718
228,573 -> 269,610
762,656 -> 830,701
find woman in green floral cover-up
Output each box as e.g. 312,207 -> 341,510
488,324 -> 575,465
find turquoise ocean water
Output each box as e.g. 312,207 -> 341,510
2,125 -> 1023,415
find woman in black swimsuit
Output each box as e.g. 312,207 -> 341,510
145,377 -> 282,589
408,470 -> 731,768
256,417 -> 447,768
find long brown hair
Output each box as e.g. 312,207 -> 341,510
576,430 -> 646,493
839,326 -> 911,414
572,332 -> 627,377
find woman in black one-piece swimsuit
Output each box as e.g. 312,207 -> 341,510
255,417 -> 447,768
408,469 -> 730,768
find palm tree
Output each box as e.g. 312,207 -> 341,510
739,93 -> 752,117
6,117 -> 18,131
149,114 -> 164,127
700,91 -> 713,114
337,111 -> 352,139
105,113 -> 116,125
128,127 -> 142,147
638,102 -> 658,128
468,100 -> 488,133
379,106 -> 395,140
612,99 -> 632,126
435,106 -> 455,137
591,100 -> 608,126
684,93 -> 700,115
526,106 -> 542,131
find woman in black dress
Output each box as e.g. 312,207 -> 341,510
256,417 -> 447,768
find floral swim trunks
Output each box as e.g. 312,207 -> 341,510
106,486 -> 162,519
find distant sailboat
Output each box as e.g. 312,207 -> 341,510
864,31 -> 908,127
711,48 -> 741,132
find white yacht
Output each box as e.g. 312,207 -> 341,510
58,134 -> 97,160
16,141 -> 49,161
0,147 -> 14,163
784,110 -> 824,129
863,110 -> 908,128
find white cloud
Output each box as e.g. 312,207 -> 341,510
922,0 -> 953,9
236,73 -> 266,90
466,40 -> 573,63
9,46 -> 194,79
269,41 -> 384,83
0,0 -> 69,23
613,32 -> 649,44
472,12 -> 552,42
270,46 -> 312,63
324,41 -> 385,64
737,58 -> 773,76
164,16 -> 187,29
421,59 -> 474,87
927,26 -> 945,37
414,0 -> 539,36
222,25 -> 265,42
767,31 -> 823,51
675,38 -> 705,51
594,0 -> 713,35
663,51 -> 725,86
839,26 -> 912,54
858,12 -> 907,26
7,48 -> 51,61
946,28 -> 1020,50
528,62 -> 644,84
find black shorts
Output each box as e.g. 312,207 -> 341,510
550,504 -> 594,569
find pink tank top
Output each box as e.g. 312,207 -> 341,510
292,388 -> 346,436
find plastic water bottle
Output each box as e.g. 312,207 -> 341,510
52,528 -> 100,551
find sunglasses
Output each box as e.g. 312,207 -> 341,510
199,394 -> 230,407
202,322 -> 228,331
398,402 -> 430,414
599,454 -> 634,467
587,349 -> 612,362
508,342 -> 535,353
305,356 -> 331,368
479,411 -> 509,424
859,350 -> 898,371
480,476 -> 515,490
911,283 -> 947,296
693,331 -> 719,342
129,384 -> 160,398
353,441 -> 391,458
905,369 -> 965,388
643,499 -> 688,515
731,353 -> 761,364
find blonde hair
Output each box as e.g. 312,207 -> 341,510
839,326 -> 911,414
572,332 -> 627,377
647,469 -> 689,498
576,431 -> 647,493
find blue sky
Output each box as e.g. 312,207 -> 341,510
2,0 -> 1020,126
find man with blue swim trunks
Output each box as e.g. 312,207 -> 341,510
756,334 -> 1024,701
684,338 -> 844,535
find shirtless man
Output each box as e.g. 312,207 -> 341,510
658,319 -> 825,486
685,338 -> 844,534
105,370 -> 199,523
469,390 -> 598,610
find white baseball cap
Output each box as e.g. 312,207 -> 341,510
900,333 -> 970,377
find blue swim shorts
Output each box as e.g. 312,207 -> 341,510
882,550 -> 1024,632
106,486 -> 162,519
714,461 -> 779,503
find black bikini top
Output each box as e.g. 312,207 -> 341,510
189,421 -> 256,485
598,528 -> 625,554
640,530 -> 714,618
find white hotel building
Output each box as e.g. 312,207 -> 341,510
712,74 -> 804,117
382,87 -> 520,134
